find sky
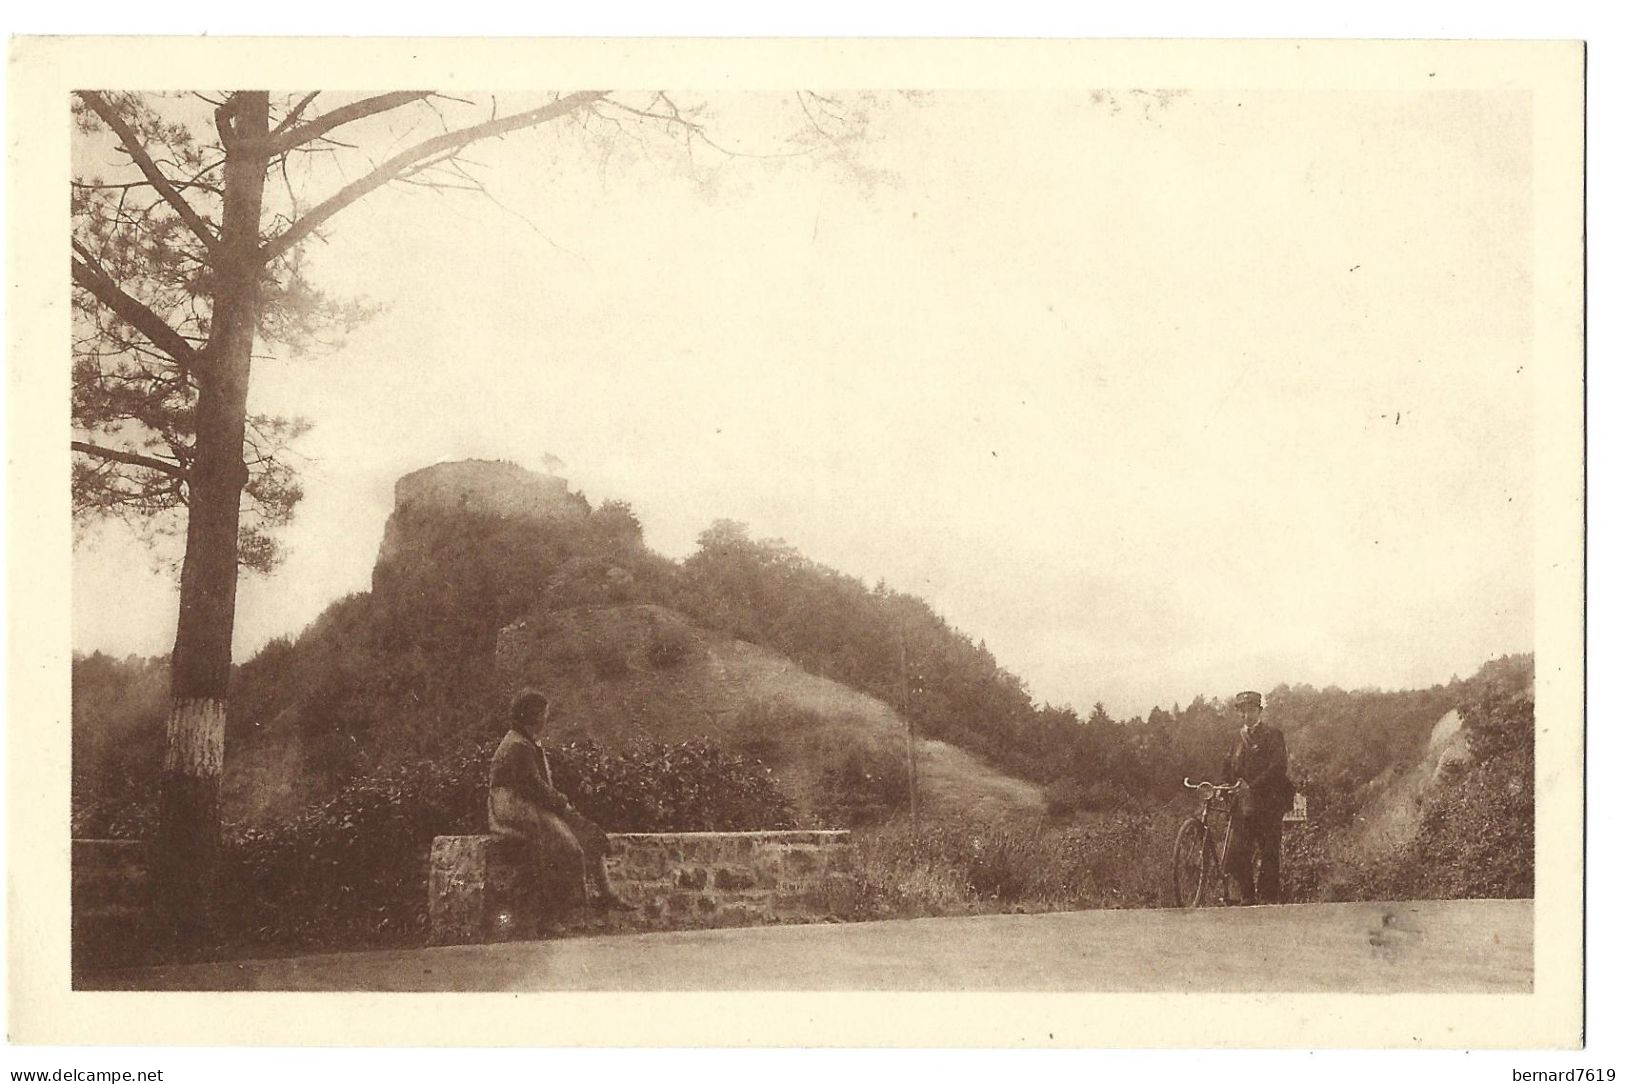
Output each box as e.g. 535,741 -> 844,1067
70,88 -> 1537,719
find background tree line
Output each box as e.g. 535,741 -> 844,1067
75,501 -> 1530,836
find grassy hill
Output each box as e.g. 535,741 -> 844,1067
73,459 -> 1531,914
497,601 -> 1041,819
215,461 -> 1041,828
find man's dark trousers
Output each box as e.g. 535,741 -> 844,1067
1252,807 -> 1286,903
1227,800 -> 1287,903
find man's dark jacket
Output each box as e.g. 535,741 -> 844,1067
1222,724 -> 1294,816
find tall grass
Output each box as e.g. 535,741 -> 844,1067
845,809 -> 1180,919
845,805 -> 1464,920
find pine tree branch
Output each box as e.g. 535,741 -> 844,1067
76,92 -> 221,257
71,242 -> 202,374
270,92 -> 323,139
261,91 -> 606,264
71,440 -> 189,478
271,91 -> 433,153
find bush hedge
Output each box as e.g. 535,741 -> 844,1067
86,737 -> 797,962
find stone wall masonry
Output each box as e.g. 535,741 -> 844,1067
73,830 -> 858,961
428,834 -> 546,946
430,830 -> 856,945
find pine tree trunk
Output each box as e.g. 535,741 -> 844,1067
154,92 -> 270,938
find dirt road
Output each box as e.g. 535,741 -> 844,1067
81,898 -> 1530,993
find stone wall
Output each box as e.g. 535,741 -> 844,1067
427,835 -> 546,945
72,839 -> 152,970
72,830 -> 858,962
430,830 -> 855,945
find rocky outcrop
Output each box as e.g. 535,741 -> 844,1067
373,459 -> 589,588
1351,708 -> 1472,858
394,459 -> 582,519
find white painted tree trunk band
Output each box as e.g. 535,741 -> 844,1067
164,698 -> 226,776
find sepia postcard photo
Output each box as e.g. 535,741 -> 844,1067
5,36 -> 1585,1048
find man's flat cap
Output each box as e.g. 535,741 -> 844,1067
1234,690 -> 1263,709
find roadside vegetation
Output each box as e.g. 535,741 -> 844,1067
71,480 -> 1534,966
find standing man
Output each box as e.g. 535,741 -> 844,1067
488,689 -> 634,923
1221,690 -> 1294,904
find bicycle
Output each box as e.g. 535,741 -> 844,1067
1170,777 -> 1248,907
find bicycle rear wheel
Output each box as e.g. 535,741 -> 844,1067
1171,818 -> 1212,907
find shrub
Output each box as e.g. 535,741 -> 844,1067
846,810 -> 1176,919
543,555 -> 644,609
1405,745 -> 1533,899
1305,667 -> 1535,903
1461,662 -> 1535,764
72,652 -> 167,836
1278,820 -> 1336,902
590,499 -> 644,548
531,623 -> 589,675
186,736 -> 800,960
646,622 -> 696,669
1042,778 -> 1137,818
731,698 -> 823,751
549,739 -> 800,832
584,635 -> 630,679
814,744 -> 911,827
72,777 -> 157,841
213,740 -> 493,954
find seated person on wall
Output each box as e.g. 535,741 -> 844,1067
488,689 -> 635,921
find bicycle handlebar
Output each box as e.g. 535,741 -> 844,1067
1183,777 -> 1245,792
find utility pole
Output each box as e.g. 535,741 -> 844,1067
901,639 -> 920,825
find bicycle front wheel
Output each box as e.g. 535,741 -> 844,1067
1171,818 -> 1212,907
